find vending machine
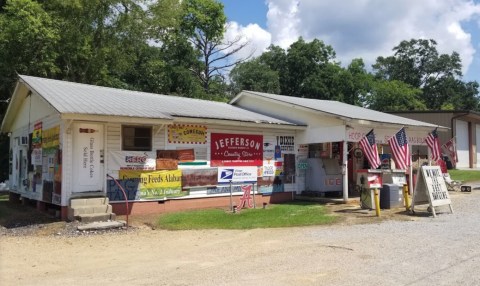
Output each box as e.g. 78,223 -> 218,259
305,158 -> 343,193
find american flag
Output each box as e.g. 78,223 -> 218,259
442,137 -> 458,165
388,128 -> 411,170
359,129 -> 381,169
426,128 -> 442,161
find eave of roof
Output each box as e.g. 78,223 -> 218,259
232,90 -> 445,130
9,75 -> 301,128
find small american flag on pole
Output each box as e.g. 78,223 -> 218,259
426,128 -> 442,161
359,129 -> 381,169
442,137 -> 458,165
388,127 -> 411,170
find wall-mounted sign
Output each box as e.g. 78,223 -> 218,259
118,169 -> 184,199
32,122 -> 42,149
168,124 -> 207,144
217,167 -> 258,183
42,126 -> 60,149
109,151 -> 156,171
210,133 -> 263,166
177,149 -> 195,162
276,136 -> 294,152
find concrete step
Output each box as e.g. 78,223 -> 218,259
77,220 -> 126,231
70,197 -> 109,207
69,204 -> 112,217
76,213 -> 117,223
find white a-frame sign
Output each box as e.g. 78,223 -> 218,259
411,166 -> 454,218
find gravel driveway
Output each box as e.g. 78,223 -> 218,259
1,185 -> 479,286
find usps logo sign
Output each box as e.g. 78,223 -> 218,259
218,167 -> 258,183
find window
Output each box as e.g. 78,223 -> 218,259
122,126 -> 152,151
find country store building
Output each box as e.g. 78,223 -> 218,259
1,75 -> 443,220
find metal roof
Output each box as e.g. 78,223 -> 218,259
18,75 -> 298,126
233,90 -> 442,128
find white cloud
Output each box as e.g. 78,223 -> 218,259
266,0 -> 301,48
221,0 -> 480,79
264,0 -> 480,76
223,21 -> 272,61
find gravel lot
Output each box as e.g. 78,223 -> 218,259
1,185 -> 479,286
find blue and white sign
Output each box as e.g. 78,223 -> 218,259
218,167 -> 258,183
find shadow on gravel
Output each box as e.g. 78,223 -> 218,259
0,199 -> 59,229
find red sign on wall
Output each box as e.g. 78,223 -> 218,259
210,133 -> 263,167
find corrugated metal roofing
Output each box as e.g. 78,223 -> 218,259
19,75 -> 298,126
236,90 -> 440,128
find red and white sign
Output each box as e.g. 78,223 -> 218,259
210,133 -> 263,166
237,185 -> 253,210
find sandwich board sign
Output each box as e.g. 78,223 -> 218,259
411,166 -> 453,217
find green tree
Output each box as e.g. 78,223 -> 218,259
0,0 -> 59,100
362,80 -> 426,111
283,37 -> 337,97
41,0 -> 149,87
230,58 -> 280,94
373,38 -> 479,110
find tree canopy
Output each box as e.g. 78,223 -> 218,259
0,0 -> 478,111
231,37 -> 479,111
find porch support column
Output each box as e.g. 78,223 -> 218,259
342,140 -> 349,202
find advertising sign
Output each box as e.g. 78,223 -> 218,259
210,133 -> 263,166
42,126 -> 60,149
117,169 -> 184,199
32,122 -> 42,149
276,136 -> 295,152
168,124 -> 207,144
109,151 -> 156,171
217,167 -> 258,183
31,148 -> 42,166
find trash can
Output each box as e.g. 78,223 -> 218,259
380,184 -> 403,209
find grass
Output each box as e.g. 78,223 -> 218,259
156,202 -> 337,230
448,169 -> 480,182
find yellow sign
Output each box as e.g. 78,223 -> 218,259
168,124 -> 207,144
32,122 -> 42,148
119,169 -> 182,188
42,126 -> 60,149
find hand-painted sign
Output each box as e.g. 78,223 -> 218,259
217,167 -> 258,183
109,151 -> 156,171
168,124 -> 207,144
177,149 -> 195,162
76,125 -> 101,186
118,169 -> 184,199
210,133 -> 263,166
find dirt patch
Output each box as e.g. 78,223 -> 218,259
1,197 -> 415,237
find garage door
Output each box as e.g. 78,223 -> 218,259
455,120 -> 469,168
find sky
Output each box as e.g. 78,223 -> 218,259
219,0 -> 480,83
